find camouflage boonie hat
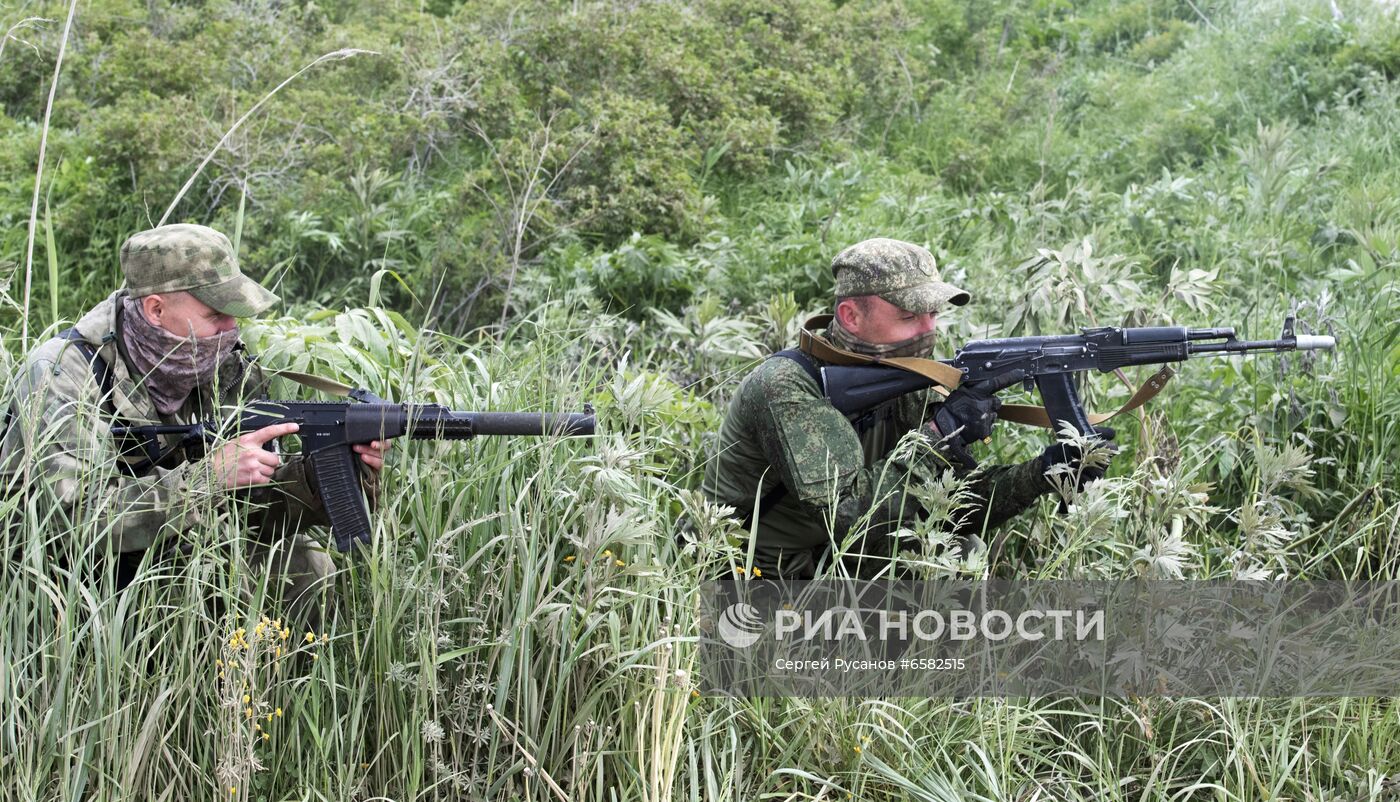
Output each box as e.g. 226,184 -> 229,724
120,224 -> 279,317
831,238 -> 970,313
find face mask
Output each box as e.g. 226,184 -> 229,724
121,295 -> 240,415
826,315 -> 939,360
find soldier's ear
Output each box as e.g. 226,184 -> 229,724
139,294 -> 164,327
835,297 -> 863,332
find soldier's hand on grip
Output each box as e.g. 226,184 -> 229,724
211,422 -> 298,489
931,369 -> 1023,446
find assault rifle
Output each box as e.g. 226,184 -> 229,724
111,390 -> 595,551
821,316 -> 1335,437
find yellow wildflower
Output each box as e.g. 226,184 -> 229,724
752,568 -> 763,578
242,694 -> 250,704
614,559 -> 625,567
275,707 -> 283,718
304,632 -> 315,644
563,555 -> 576,563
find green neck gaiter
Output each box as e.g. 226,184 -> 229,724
825,316 -> 939,360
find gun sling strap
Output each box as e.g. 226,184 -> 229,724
797,314 -> 1176,429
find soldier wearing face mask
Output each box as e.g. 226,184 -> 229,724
1,224 -> 389,626
701,238 -> 1113,579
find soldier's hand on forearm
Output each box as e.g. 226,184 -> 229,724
211,422 -> 299,489
353,439 -> 391,472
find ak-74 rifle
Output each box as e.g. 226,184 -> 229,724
111,389 -> 595,551
816,315 -> 1335,441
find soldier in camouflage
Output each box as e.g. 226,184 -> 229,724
701,238 -> 1113,578
0,224 -> 388,626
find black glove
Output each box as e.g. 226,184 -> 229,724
932,370 -> 1026,446
1039,426 -> 1117,489
933,387 -> 1001,446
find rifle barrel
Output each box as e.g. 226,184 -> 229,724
471,411 -> 596,436
416,410 -> 596,437
1189,335 -> 1335,354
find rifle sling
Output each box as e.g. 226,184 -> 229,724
796,314 -> 1177,429
798,314 -> 967,388
996,365 -> 1176,428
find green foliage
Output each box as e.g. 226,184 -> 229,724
1127,18 -> 1195,63
0,0 -> 943,328
1334,19 -> 1400,79
570,233 -> 699,317
554,91 -> 704,242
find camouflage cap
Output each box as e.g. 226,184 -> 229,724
119,224 -> 279,317
831,238 -> 970,313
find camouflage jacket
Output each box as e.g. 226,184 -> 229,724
701,350 -> 1052,577
1,290 -> 330,554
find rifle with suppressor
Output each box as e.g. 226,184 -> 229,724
820,316 -> 1335,439
111,389 -> 595,551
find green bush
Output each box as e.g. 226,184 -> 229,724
1128,18 -> 1195,63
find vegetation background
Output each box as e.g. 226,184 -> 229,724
2,0 -> 1398,798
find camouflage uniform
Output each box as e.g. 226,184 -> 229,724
1,225 -> 335,624
701,239 -> 1053,578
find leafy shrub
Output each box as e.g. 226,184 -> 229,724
1128,19 -> 1195,63
1334,24 -> 1400,80
575,233 -> 700,317
552,92 -> 704,243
